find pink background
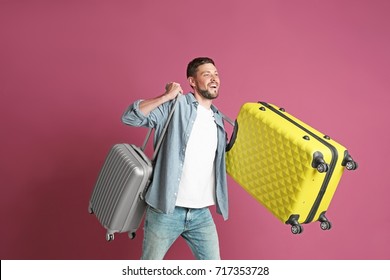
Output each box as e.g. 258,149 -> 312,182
1,0 -> 389,260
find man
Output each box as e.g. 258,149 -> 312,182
122,57 -> 229,260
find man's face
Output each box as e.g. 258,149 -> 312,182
190,63 -> 220,100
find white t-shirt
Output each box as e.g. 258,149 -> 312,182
175,105 -> 218,208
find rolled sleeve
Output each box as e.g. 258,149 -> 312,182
121,99 -> 149,127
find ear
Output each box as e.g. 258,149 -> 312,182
188,76 -> 195,88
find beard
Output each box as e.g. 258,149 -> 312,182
197,83 -> 219,100
198,88 -> 218,99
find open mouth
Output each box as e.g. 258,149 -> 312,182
209,83 -> 218,89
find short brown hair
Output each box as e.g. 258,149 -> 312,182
186,57 -> 215,78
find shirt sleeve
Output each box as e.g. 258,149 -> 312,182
121,99 -> 170,128
121,99 -> 150,127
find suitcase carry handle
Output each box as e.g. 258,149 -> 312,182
220,111 -> 235,127
220,112 -> 237,152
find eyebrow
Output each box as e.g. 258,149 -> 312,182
200,70 -> 218,75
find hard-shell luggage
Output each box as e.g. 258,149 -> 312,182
226,102 -> 358,234
88,143 -> 152,241
89,96 -> 179,241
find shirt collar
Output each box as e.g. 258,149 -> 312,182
185,92 -> 220,115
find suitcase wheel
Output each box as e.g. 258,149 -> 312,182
291,224 -> 304,234
342,151 -> 358,170
88,202 -> 94,214
312,152 -> 329,173
287,215 -> 303,234
345,161 -> 358,171
106,233 -> 114,242
316,163 -> 329,173
320,221 -> 332,231
128,232 -> 136,239
318,212 -> 332,231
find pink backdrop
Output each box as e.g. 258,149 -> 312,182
1,0 -> 389,260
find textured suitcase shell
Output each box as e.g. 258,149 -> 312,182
226,102 -> 357,234
89,143 -> 153,241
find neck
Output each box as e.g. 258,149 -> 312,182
193,92 -> 213,109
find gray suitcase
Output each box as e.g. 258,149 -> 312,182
88,143 -> 153,241
89,96 -> 179,242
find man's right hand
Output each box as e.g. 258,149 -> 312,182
138,82 -> 183,116
164,82 -> 183,100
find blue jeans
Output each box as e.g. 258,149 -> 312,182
141,206 -> 220,260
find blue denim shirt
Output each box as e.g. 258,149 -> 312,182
122,93 -> 229,220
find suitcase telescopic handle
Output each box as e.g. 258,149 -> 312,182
141,94 -> 181,162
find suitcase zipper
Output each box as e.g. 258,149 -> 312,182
258,102 -> 338,224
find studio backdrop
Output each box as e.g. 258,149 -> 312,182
1,0 -> 389,260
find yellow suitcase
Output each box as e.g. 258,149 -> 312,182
226,102 -> 358,234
